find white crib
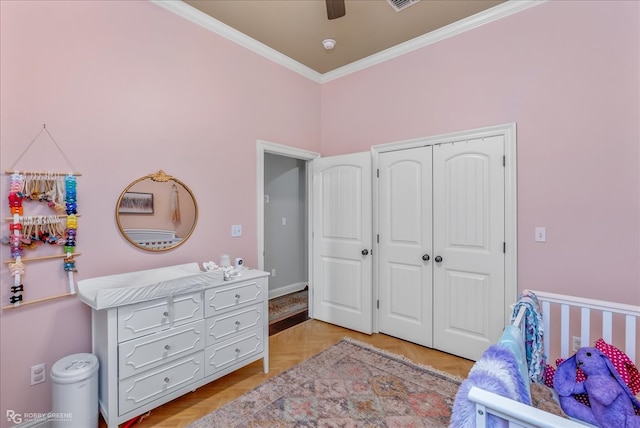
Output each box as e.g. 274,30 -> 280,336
468,290 -> 640,428
123,228 -> 182,250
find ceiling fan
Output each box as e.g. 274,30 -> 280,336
325,0 -> 419,19
326,0 -> 346,20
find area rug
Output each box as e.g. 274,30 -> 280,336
268,289 -> 308,325
187,337 -> 463,427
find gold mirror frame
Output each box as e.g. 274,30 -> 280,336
115,170 -> 198,252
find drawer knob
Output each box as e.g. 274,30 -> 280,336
235,348 -> 240,354
235,321 -> 240,327
235,294 -> 240,300
163,311 -> 169,317
164,377 -> 170,383
164,344 -> 171,351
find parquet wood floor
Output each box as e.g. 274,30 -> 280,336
101,319 -> 474,428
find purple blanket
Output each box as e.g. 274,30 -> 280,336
450,344 -> 531,428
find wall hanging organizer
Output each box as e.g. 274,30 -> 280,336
3,125 -> 81,309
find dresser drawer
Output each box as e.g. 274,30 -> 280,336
119,352 -> 204,416
118,292 -> 202,341
173,292 -> 203,327
205,305 -> 263,347
204,328 -> 263,376
118,299 -> 170,341
119,320 -> 204,380
204,280 -> 264,318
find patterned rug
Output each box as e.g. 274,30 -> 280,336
269,289 -> 308,325
187,337 -> 463,427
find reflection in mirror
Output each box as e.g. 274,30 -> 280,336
116,170 -> 198,251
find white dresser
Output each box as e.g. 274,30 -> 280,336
77,264 -> 269,428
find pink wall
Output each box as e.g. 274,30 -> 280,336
321,0 -> 640,303
1,0 -> 639,425
0,1 -> 319,424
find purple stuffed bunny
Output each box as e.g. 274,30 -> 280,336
554,347 -> 640,428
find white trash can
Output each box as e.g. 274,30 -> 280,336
50,353 -> 99,428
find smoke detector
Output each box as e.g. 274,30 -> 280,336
322,39 -> 336,50
386,0 -> 421,12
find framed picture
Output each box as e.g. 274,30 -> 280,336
119,192 -> 154,214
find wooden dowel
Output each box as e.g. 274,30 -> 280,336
4,252 -> 81,264
4,171 -> 81,176
1,292 -> 76,310
4,214 -> 82,221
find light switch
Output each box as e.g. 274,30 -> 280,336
535,227 -> 546,242
282,217 -> 287,226
231,225 -> 242,237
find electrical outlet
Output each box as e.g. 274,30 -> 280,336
572,336 -> 581,351
30,363 -> 46,386
271,268 -> 276,277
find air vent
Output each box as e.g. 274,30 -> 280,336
386,0 -> 421,12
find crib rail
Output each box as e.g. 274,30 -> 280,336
512,305 -> 527,342
468,386 -> 588,428
123,228 -> 182,250
136,239 -> 178,250
535,291 -> 640,361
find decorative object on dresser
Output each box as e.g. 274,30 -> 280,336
77,263 -> 270,428
187,337 -> 463,428
115,170 -> 197,251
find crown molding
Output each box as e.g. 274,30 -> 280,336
152,0 -> 544,84
151,0 -> 323,82
320,1 -> 545,82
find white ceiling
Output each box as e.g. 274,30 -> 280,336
158,1 -> 538,80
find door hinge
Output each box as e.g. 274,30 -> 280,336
503,155 -> 506,167
377,299 -> 379,309
377,234 -> 379,243
377,168 -> 379,178
503,242 -> 506,253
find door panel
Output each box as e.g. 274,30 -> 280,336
377,147 -> 433,346
432,136 -> 505,361
312,153 -> 372,334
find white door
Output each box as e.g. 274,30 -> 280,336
432,136 -> 505,361
377,147 -> 433,346
312,152 -> 373,334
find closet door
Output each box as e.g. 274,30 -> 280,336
432,136 -> 505,361
312,152 -> 373,334
377,147 -> 433,347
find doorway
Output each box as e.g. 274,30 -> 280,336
257,141 -> 319,332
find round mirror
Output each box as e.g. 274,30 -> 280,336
116,170 -> 198,251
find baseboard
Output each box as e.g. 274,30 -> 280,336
268,282 -> 307,300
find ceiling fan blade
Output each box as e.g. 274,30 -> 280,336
326,0 -> 345,20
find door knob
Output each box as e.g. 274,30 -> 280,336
361,249 -> 369,256
434,255 -> 443,263
422,254 -> 430,261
